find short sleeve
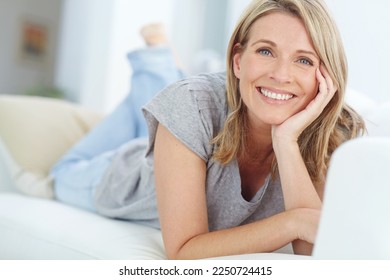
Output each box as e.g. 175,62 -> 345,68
142,73 -> 226,162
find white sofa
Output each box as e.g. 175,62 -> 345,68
0,91 -> 389,260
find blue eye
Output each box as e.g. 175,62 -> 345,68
298,58 -> 313,66
258,49 -> 272,56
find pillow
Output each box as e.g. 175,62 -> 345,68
365,101 -> 390,137
0,94 -> 104,198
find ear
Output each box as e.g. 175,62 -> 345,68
232,43 -> 242,79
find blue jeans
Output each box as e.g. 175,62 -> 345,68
51,47 -> 185,211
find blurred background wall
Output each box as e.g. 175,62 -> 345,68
0,0 -> 388,113
0,0 -> 62,99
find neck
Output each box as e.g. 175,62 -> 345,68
240,127 -> 274,164
244,112 -> 274,156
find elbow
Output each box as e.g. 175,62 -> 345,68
166,250 -> 180,260
164,244 -> 186,260
165,239 -> 201,260
165,247 -> 195,260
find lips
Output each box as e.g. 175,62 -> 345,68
257,87 -> 295,101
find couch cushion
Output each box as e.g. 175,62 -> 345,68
0,193 -> 166,259
0,94 -> 103,198
0,192 -> 302,260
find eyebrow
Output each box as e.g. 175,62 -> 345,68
251,39 -> 276,47
251,39 -> 319,59
296,50 -> 319,60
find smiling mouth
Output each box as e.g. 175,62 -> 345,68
257,87 -> 295,101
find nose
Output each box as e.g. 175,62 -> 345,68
269,58 -> 292,84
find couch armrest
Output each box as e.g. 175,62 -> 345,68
0,94 -> 104,198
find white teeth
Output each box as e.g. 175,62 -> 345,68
260,88 -> 293,101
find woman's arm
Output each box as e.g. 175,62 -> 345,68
271,66 -> 336,255
154,124 -> 318,259
272,140 -> 321,255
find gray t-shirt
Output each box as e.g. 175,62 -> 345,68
94,72 -> 285,230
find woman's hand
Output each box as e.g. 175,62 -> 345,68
272,65 -> 337,144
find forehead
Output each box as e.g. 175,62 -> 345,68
248,12 -> 316,52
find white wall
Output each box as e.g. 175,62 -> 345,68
325,0 -> 390,102
55,0 -> 114,109
226,0 -> 251,38
0,0 -> 62,95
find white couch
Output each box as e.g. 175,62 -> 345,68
0,91 -> 389,260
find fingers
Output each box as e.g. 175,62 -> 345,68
314,65 -> 337,111
316,64 -> 337,101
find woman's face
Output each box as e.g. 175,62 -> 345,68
233,12 -> 321,127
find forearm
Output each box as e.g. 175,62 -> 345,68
273,140 -> 322,210
169,211 -> 297,260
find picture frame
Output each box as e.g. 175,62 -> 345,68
18,17 -> 49,67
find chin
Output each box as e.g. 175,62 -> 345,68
263,115 -> 289,126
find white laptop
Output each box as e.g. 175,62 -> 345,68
313,137 -> 390,259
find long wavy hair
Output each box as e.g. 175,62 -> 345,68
212,0 -> 366,185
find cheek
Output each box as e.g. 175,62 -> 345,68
293,73 -> 319,113
234,53 -> 263,81
303,73 -> 319,101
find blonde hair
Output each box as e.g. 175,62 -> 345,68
212,0 -> 365,185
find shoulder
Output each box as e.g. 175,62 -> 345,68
166,71 -> 227,105
179,72 -> 228,132
143,72 -> 227,161
144,71 -> 227,124
184,71 -> 226,92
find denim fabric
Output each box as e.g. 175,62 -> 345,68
51,47 -> 185,211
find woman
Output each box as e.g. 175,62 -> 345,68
52,0 -> 365,259
149,0 -> 364,258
